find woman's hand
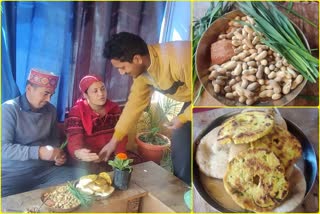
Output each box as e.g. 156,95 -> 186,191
74,148 -> 100,162
99,138 -> 118,162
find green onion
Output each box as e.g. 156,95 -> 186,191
276,2 -> 317,28
237,2 -> 318,83
59,140 -> 68,149
67,181 -> 92,207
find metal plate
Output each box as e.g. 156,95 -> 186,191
195,10 -> 308,106
193,111 -> 318,212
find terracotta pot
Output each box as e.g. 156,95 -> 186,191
113,168 -> 132,190
135,132 -> 170,164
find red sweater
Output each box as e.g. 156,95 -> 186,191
65,98 -> 126,159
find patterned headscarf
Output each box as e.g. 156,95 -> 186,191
79,75 -> 103,93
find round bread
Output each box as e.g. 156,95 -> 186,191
228,143 -> 249,161
251,125 -> 302,177
196,126 -> 230,179
241,108 -> 287,130
217,111 -> 274,144
273,166 -> 306,212
224,148 -> 289,212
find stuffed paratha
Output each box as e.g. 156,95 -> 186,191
273,166 -> 306,212
241,108 -> 287,130
224,148 -> 289,212
251,125 -> 302,177
218,111 -> 274,144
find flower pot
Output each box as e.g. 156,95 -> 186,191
135,132 -> 171,164
113,168 -> 132,190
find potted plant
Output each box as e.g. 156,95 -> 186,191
135,96 -> 181,164
108,153 -> 133,190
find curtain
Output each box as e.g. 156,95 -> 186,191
1,2 -> 20,103
2,2 -> 167,120
70,2 -> 166,107
1,2 -> 74,121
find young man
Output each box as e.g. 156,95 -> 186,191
2,69 -> 85,197
101,32 -> 191,185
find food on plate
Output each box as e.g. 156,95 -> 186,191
43,185 -> 80,210
241,108 -> 287,130
252,125 -> 302,177
76,172 -> 114,197
223,148 -> 289,212
217,111 -> 274,144
196,126 -> 230,179
228,143 -> 249,161
196,110 -> 305,212
207,15 -> 305,105
273,166 -> 306,212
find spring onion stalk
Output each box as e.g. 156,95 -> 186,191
276,2 -> 317,28
59,140 -> 68,149
237,2 -> 318,83
67,182 -> 92,207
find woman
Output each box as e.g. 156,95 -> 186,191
65,75 -> 127,167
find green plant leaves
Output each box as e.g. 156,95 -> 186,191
108,157 -> 133,172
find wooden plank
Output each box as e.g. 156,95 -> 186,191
2,179 -> 146,212
1,162 -> 189,212
131,161 -> 190,212
140,193 -> 175,213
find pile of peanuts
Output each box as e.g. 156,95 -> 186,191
44,185 -> 80,209
208,15 -> 304,105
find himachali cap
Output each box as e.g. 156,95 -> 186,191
28,68 -> 59,90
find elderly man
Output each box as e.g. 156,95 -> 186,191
101,32 -> 191,185
2,69 -> 85,197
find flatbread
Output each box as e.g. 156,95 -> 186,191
196,126 -> 230,179
273,166 -> 306,212
241,108 -> 287,130
228,143 -> 250,161
217,111 -> 274,144
224,148 -> 289,212
251,125 -> 302,177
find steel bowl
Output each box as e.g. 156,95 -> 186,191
195,10 -> 309,106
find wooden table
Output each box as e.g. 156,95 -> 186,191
193,2 -> 319,106
2,161 -> 190,213
193,108 -> 319,212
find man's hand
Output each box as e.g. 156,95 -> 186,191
99,138 -> 118,162
74,149 -> 100,162
54,151 -> 67,166
164,116 -> 184,130
39,145 -> 62,161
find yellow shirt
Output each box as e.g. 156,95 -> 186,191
114,41 -> 191,140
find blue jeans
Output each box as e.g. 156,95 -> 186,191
2,166 -> 87,197
171,121 -> 191,185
